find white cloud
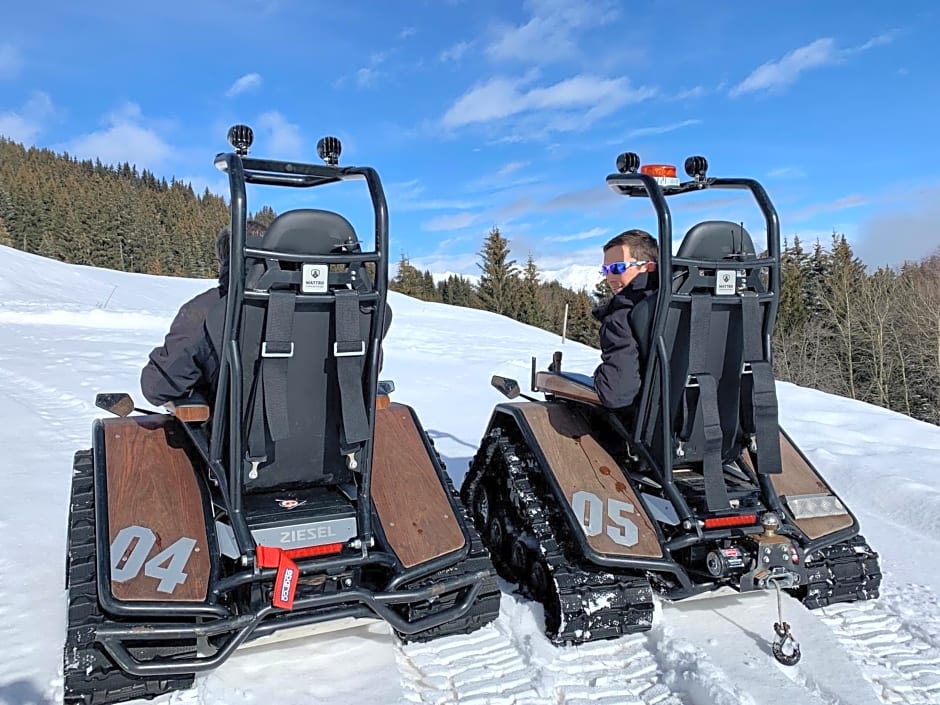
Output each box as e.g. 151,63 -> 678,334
356,67 -> 380,87
673,86 -> 707,100
399,27 -> 416,39
226,72 -> 262,97
849,30 -> 899,54
543,185 -> 623,212
440,40 -> 472,63
0,43 -> 23,80
349,50 -> 390,88
408,251 -> 480,277
543,226 -> 609,243
67,102 -> 174,168
387,179 -> 484,211
0,91 -> 54,144
536,246 -> 604,271
768,166 -> 806,179
623,119 -> 701,139
421,212 -> 483,232
495,197 -> 537,220
255,110 -> 303,158
485,0 -> 618,65
731,38 -> 840,97
496,161 -> 527,177
790,194 -> 869,221
856,187 -> 940,268
464,163 -> 542,194
442,76 -> 530,127
731,32 -> 897,97
442,73 -> 655,133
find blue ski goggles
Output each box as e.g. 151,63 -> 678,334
600,260 -> 650,275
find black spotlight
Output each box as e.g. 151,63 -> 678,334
317,136 -> 342,166
684,155 -> 708,180
227,124 -> 254,156
616,152 -> 640,174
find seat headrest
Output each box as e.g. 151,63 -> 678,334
262,208 -> 359,255
677,220 -> 756,260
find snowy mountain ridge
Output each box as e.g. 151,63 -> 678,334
418,264 -> 602,293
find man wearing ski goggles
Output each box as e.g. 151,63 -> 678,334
591,229 -> 658,411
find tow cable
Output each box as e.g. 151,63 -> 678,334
771,579 -> 801,665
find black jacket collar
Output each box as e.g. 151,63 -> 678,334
592,270 -> 658,322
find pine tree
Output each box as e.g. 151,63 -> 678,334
818,233 -> 866,399
516,253 -> 546,327
592,278 -> 612,307
421,270 -> 442,302
565,290 -> 600,347
777,236 -> 809,334
251,205 -> 278,227
390,254 -> 425,297
476,226 -> 519,316
439,274 -> 479,308
0,215 -> 11,246
806,238 -> 832,316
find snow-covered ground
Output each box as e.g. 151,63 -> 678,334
1,243 -> 939,705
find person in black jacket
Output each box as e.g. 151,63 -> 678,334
140,220 -> 268,407
591,228 -> 658,411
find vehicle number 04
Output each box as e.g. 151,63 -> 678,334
571,491 -> 639,547
110,525 -> 197,593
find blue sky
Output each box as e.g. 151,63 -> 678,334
1,0 -> 937,275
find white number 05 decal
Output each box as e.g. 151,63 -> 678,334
571,491 -> 639,547
110,525 -> 197,593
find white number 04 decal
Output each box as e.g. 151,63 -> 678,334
110,525 -> 197,593
571,491 -> 639,547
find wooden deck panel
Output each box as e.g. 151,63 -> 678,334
741,431 -> 854,540
517,403 -> 662,558
103,416 -> 210,602
372,404 -> 466,568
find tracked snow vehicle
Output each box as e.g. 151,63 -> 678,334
63,126 -> 500,705
460,154 -> 881,662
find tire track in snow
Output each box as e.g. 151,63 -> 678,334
393,594 -> 689,705
816,583 -> 940,704
660,592 -> 884,705
0,365 -> 98,440
0,365 -> 96,699
531,633 -> 686,705
394,619 -> 545,705
0,364 -> 204,704
642,603 -> 759,705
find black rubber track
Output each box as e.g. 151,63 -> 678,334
63,449 -> 197,705
395,458 -> 502,644
462,428 -> 654,645
795,533 -> 882,610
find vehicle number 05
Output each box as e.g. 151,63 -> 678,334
110,525 -> 197,593
571,490 -> 639,547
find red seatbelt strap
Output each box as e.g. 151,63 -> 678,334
255,545 -> 299,610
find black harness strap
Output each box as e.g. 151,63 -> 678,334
246,290 -> 295,465
740,292 -> 782,474
334,289 -> 370,447
688,294 -> 730,512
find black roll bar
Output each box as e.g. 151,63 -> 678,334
210,152 -> 390,560
605,169 -> 782,519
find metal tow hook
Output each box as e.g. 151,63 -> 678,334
771,580 -> 801,665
